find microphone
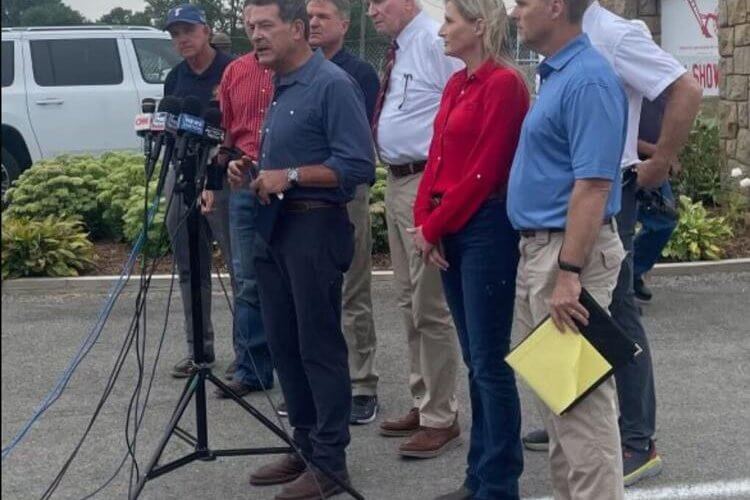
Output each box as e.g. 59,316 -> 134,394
174,96 -> 205,163
146,96 -> 181,177
202,107 -> 227,191
151,96 -> 182,193
135,98 -> 156,157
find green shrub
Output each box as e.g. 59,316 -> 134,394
663,195 -> 733,261
2,216 -> 94,279
369,166 -> 389,254
674,120 -> 721,206
96,152 -> 154,240
5,155 -> 109,238
122,185 -> 170,257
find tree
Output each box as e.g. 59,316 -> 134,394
98,7 -> 153,26
3,0 -> 88,27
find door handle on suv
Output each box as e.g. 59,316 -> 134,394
35,98 -> 65,106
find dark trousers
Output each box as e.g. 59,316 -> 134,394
612,176 -> 657,451
440,200 -> 523,500
229,190 -> 274,388
633,182 -> 677,279
254,206 -> 354,472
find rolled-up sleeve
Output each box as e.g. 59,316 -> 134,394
322,78 -> 376,195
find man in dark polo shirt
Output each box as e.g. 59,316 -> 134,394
227,0 -> 374,497
307,0 -> 382,425
161,4 -> 237,380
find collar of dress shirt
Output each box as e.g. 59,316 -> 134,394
274,48 -> 325,87
395,10 -> 431,50
456,58 -> 499,84
582,0 -> 603,26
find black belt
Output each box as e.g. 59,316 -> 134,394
519,218 -> 614,238
387,161 -> 426,178
283,199 -> 345,213
430,191 -> 506,209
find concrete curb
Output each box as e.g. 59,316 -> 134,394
2,258 -> 749,295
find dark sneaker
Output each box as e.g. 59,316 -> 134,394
171,357 -> 215,379
623,440 -> 663,487
224,360 -> 237,380
634,277 -> 653,302
522,428 -> 549,451
214,379 -> 263,398
350,395 -> 378,425
276,400 -> 288,417
434,485 -> 473,500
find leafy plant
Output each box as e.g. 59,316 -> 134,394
662,195 -> 733,261
2,216 -> 94,279
5,155 -> 109,238
369,166 -> 389,254
96,152 -> 156,240
122,185 -> 170,257
674,120 -> 721,206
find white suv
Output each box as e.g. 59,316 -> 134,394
1,26 -> 182,195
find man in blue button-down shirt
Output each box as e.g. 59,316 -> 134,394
227,0 -> 374,497
507,0 -> 627,497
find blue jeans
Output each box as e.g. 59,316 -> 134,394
440,199 -> 523,500
229,190 -> 274,388
633,182 -> 677,279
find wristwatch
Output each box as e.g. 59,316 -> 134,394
287,167 -> 300,188
558,259 -> 582,275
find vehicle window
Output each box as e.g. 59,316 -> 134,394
132,38 -> 182,84
2,41 -> 13,87
30,38 -> 123,86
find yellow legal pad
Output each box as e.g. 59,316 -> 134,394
505,319 -> 612,416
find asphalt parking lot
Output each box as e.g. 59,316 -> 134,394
2,271 -> 749,499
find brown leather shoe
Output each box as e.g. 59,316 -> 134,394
379,407 -> 419,437
214,379 -> 261,398
398,419 -> 462,458
275,469 -> 350,500
249,454 -> 307,486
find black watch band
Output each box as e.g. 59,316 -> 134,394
558,259 -> 582,275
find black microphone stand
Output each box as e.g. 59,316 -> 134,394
131,139 -> 364,500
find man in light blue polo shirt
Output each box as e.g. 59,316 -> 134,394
508,0 -> 627,497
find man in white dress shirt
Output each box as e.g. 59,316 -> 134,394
368,0 -> 465,459
522,1 -> 702,489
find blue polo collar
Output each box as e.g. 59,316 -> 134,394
538,33 -> 591,80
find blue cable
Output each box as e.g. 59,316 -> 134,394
1,196 -> 162,461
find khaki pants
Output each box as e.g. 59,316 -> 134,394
385,171 -> 459,428
343,184 -> 379,396
514,224 -> 626,500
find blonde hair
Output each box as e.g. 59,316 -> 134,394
445,0 -> 517,70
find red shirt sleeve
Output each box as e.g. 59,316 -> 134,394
414,76 -> 458,228
218,62 -> 234,134
421,71 -> 529,243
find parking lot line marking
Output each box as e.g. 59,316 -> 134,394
527,478 -> 750,500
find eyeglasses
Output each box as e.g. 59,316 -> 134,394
398,73 -> 413,110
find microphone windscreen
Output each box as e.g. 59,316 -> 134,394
203,108 -> 222,127
142,98 -> 156,113
159,96 -> 181,114
181,96 -> 203,117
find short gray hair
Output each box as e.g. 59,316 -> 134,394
306,0 -> 351,20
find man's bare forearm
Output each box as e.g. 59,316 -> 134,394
559,179 -> 613,268
653,74 -> 702,164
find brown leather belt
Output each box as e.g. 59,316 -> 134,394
520,218 -> 614,238
283,199 -> 345,213
387,161 -> 426,178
